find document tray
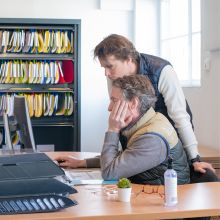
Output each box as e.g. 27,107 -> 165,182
0,153 -> 65,180
0,153 -> 79,214
0,178 -> 77,198
0,194 -> 78,214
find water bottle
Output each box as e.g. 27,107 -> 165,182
164,157 -> 178,206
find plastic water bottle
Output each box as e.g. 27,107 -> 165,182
164,157 -> 178,206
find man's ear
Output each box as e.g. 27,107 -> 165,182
129,97 -> 139,111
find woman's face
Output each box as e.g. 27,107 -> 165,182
99,55 -> 134,80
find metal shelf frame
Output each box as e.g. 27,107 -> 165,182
0,18 -> 81,151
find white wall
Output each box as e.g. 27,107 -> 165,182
0,0 -> 134,152
183,0 -> 220,152
0,0 -> 219,153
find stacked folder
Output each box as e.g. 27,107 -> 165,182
0,93 -> 74,117
0,60 -> 74,84
0,29 -> 73,54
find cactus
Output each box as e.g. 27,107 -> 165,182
117,178 -> 131,188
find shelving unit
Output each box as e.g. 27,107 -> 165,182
0,18 -> 81,151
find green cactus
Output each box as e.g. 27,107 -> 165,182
117,178 -> 131,188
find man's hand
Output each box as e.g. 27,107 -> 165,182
193,161 -> 215,173
108,100 -> 132,132
55,156 -> 86,168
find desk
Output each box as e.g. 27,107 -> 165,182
0,151 -> 220,220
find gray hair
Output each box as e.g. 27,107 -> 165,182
112,75 -> 157,114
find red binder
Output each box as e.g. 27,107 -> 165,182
59,60 -> 74,84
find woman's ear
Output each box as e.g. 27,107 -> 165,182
125,57 -> 133,65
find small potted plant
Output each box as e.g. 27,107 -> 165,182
117,178 -> 132,202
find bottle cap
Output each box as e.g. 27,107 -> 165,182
167,157 -> 173,169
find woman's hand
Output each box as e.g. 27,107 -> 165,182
193,161 -> 215,173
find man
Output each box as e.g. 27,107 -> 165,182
57,75 -> 190,184
100,75 -> 190,184
56,34 -> 218,183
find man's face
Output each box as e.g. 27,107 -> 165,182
108,86 -> 123,112
99,55 -> 133,80
108,86 -> 131,119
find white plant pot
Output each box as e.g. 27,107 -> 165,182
118,187 -> 132,202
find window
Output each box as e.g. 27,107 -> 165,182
159,0 -> 201,86
134,0 -> 201,86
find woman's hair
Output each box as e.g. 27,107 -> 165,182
94,34 -> 139,62
112,75 -> 157,114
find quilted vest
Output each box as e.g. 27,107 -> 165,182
138,53 -> 193,129
122,108 -> 190,185
120,53 -> 194,150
